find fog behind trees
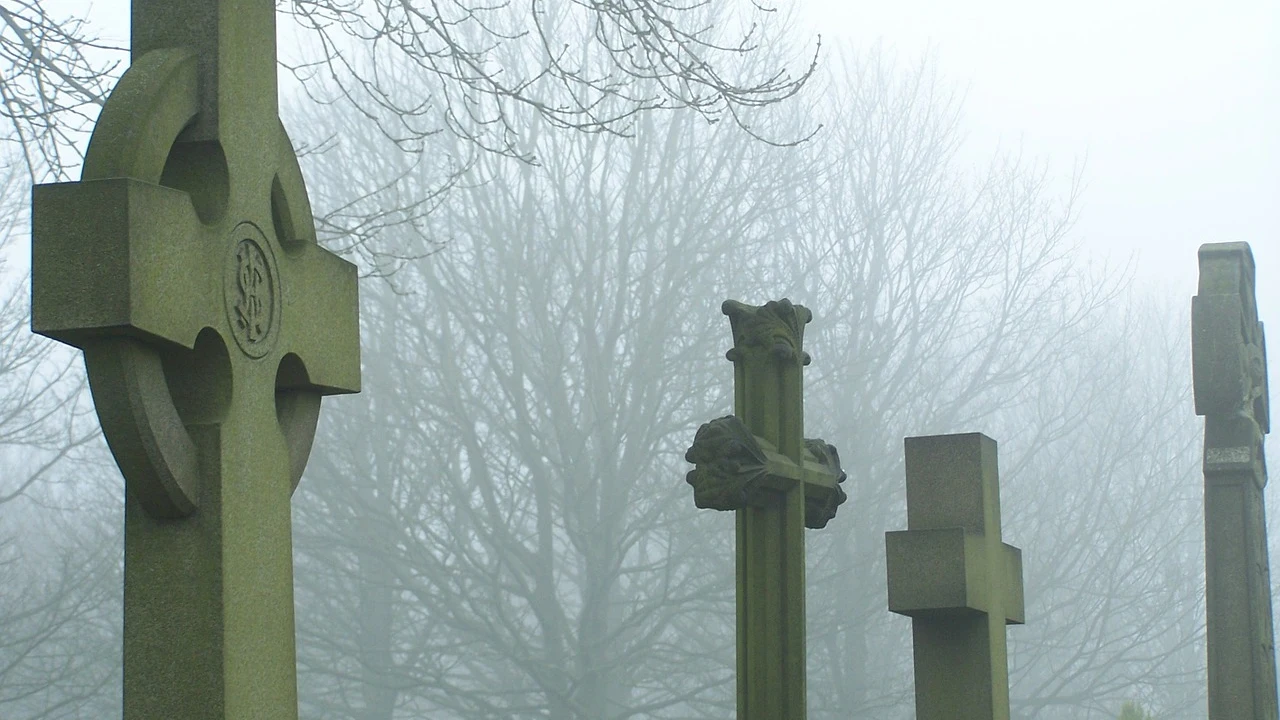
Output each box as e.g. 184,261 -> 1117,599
1,3 -> 1274,719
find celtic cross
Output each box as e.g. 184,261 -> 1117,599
1192,241 -> 1277,720
30,2 -> 360,718
684,299 -> 847,720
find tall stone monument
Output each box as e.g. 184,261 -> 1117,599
684,299 -> 848,720
1192,241 -> 1277,720
30,1 -> 360,717
885,433 -> 1025,720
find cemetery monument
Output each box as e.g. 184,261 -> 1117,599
1192,241 -> 1278,720
885,432 -> 1025,720
29,0 -> 360,717
684,299 -> 848,720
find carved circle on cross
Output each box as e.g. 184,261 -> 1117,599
224,225 -> 282,358
74,48 -> 322,518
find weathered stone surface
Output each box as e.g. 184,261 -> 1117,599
1192,241 -> 1278,720
885,432 -> 1024,720
801,437 -> 847,530
685,414 -> 773,512
30,2 -> 360,718
684,299 -> 846,720
685,414 -> 847,528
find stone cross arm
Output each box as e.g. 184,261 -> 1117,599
886,527 -> 1024,622
886,433 -> 1024,622
685,414 -> 848,529
32,179 -> 358,395
30,5 -> 359,523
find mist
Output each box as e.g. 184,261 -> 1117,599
2,2 -> 1276,719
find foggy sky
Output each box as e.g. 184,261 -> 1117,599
57,0 -> 1280,336
798,0 -> 1279,331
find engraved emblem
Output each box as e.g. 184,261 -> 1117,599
235,240 -> 270,342
223,223 -> 281,358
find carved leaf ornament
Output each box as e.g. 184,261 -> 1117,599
685,417 -> 847,528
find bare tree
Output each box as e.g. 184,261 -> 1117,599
5,0 -> 817,181
286,41 -> 1215,720
0,511 -> 121,720
0,156 -> 120,720
291,88 -> 808,717
282,0 -> 820,160
758,47 -> 1117,717
0,5 -> 128,716
0,0 -> 117,180
720,48 -> 1205,719
1004,300 -> 1206,720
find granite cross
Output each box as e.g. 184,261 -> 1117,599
885,433 -> 1025,720
684,299 -> 847,720
1192,241 -> 1278,720
30,1 -> 360,718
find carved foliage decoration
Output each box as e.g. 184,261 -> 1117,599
685,415 -> 772,512
803,438 -> 848,529
684,417 -> 849,526
722,298 -> 813,366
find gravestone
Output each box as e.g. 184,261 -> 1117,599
1192,241 -> 1277,720
885,433 -> 1025,720
684,299 -> 848,720
30,1 -> 360,718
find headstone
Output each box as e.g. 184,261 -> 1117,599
1192,241 -> 1277,720
29,1 -> 360,718
684,299 -> 848,720
885,433 -> 1025,720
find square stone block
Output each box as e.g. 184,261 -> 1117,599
887,527 -> 1024,623
33,178 -> 206,349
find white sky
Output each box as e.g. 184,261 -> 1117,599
794,0 -> 1279,338
64,0 -> 1280,350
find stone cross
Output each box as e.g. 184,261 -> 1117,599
29,2 -> 360,718
684,299 -> 847,720
1192,241 -> 1278,720
885,433 -> 1025,720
